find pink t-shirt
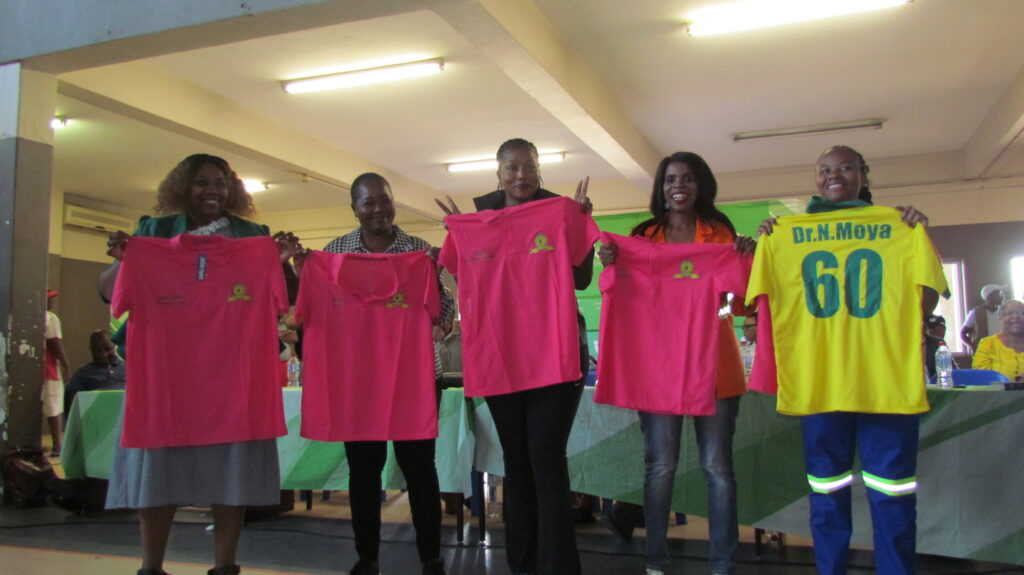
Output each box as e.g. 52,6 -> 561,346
747,295 -> 779,395
593,233 -> 750,416
294,250 -> 440,441
439,196 -> 599,397
113,235 -> 288,448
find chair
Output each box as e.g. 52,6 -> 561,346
952,369 -> 1010,386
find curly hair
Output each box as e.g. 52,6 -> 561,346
154,154 -> 255,217
631,151 -> 736,238
819,145 -> 872,204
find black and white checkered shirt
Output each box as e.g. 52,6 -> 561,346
324,226 -> 454,379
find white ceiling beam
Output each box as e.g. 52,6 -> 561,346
432,0 -> 661,194
962,61 -> 1024,179
58,61 -> 445,221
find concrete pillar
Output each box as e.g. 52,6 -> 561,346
0,63 -> 57,452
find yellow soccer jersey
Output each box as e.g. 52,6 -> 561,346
746,206 -> 948,415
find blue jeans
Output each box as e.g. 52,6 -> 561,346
639,395 -> 740,574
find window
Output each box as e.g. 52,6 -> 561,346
1012,256 -> 1024,301
936,260 -> 966,352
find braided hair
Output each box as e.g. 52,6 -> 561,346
819,145 -> 872,204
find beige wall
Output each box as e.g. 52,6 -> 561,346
48,176 -> 1024,263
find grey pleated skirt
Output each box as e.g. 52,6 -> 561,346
105,407 -> 281,509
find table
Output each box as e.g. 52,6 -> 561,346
64,386 -> 1024,565
471,387 -> 1024,567
63,389 -> 475,495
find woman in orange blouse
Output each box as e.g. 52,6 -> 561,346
598,151 -> 754,575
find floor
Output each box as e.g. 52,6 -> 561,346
2,447 -> 1021,575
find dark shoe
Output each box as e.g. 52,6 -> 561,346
208,566 -> 240,575
600,510 -> 634,543
137,570 -> 170,575
349,559 -> 381,575
422,557 -> 447,575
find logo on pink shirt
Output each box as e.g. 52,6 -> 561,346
530,233 -> 555,253
673,260 -> 701,279
386,292 -> 409,308
227,283 -> 252,301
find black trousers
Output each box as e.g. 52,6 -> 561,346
485,380 -> 584,575
344,437 -> 442,563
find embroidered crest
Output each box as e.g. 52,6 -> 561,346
673,260 -> 700,279
227,283 -> 251,301
385,292 -> 409,308
530,233 -> 555,253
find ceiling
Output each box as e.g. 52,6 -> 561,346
45,0 -> 1024,229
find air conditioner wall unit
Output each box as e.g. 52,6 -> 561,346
63,204 -> 134,232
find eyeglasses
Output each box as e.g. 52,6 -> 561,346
743,323 -> 757,329
1001,310 -> 1024,318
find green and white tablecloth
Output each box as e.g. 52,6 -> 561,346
63,388 -> 475,495
64,386 -> 1024,565
472,387 -> 1024,566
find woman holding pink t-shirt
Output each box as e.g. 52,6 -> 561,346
99,154 -> 302,575
598,151 -> 755,575
437,138 -> 594,575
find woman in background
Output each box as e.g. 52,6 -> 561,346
972,299 -> 1024,381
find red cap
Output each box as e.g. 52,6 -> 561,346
47,290 -> 59,298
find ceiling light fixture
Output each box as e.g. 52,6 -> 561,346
686,0 -> 911,37
282,58 -> 445,94
243,180 -> 269,193
51,116 -> 68,129
446,152 -> 566,173
732,119 -> 884,142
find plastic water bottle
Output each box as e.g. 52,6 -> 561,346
935,344 -> 954,389
287,356 -> 302,387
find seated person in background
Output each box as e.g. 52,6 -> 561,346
740,313 -> 758,378
961,284 -> 1007,353
923,315 -> 956,381
973,300 -> 1024,382
64,330 -> 126,418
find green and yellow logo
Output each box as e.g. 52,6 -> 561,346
673,260 -> 700,279
530,233 -> 555,253
227,283 -> 251,301
386,292 -> 409,308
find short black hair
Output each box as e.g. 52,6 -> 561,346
349,172 -> 390,203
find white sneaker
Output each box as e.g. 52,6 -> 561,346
645,569 -> 665,575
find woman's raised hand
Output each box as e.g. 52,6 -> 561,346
574,176 -> 593,215
273,231 -> 303,264
597,242 -> 618,266
435,196 -> 462,217
756,217 -> 779,237
106,231 -> 131,260
734,235 -> 757,255
895,205 -> 929,227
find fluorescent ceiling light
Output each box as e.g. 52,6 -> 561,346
51,116 -> 68,129
733,119 -> 883,142
445,152 -> 566,173
243,180 -> 268,193
282,58 -> 444,94
686,0 -> 911,37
